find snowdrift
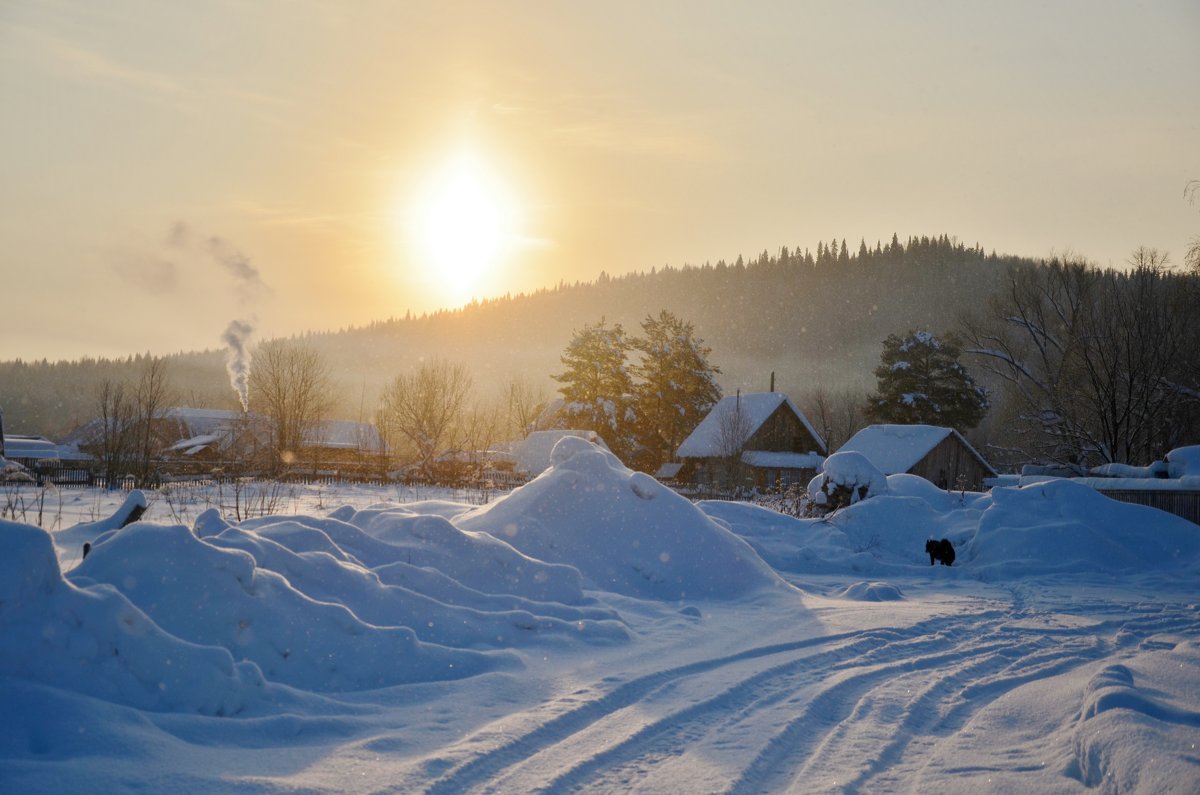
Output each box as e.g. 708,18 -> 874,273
706,475 -> 1200,577
968,479 -> 1200,575
70,522 -> 507,692
458,436 -> 788,600
0,519 -> 272,716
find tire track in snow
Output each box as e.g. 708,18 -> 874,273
425,600 -> 1198,795
732,605 -> 1200,795
540,617 -> 1016,794
423,610 -> 1007,795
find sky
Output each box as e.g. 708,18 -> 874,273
2,0 -> 1198,363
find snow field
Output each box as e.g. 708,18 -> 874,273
1,436 -> 1198,793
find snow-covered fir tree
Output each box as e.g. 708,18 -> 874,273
866,330 -> 988,431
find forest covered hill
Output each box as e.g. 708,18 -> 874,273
2,235 -> 1029,440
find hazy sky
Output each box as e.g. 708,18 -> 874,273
3,0 -> 1198,362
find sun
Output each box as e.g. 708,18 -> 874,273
407,152 -> 517,302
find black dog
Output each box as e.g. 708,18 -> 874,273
925,538 -> 955,566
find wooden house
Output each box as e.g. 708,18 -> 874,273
836,424 -> 995,491
298,419 -> 387,477
674,392 -> 826,489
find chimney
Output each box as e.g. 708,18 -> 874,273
769,371 -> 775,392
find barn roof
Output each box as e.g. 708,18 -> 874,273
837,424 -> 995,476
676,392 -> 825,459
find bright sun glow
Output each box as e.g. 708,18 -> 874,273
407,153 -> 517,302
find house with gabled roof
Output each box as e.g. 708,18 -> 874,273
836,424 -> 995,490
672,392 -> 826,489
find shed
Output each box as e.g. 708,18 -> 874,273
836,424 -> 995,490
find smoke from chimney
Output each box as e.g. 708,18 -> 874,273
221,319 -> 254,411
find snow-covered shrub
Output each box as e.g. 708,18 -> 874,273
752,481 -> 815,518
1166,446 -> 1200,478
1089,461 -> 1169,479
807,451 -> 888,514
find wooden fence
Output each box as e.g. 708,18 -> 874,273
1095,489 -> 1200,526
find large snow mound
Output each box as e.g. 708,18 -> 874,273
0,520 -> 273,716
458,436 -> 787,600
71,522 -> 508,692
967,480 -> 1200,575
707,475 -> 1200,577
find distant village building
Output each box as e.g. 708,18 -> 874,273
0,433 -> 94,483
159,408 -> 268,466
836,424 -> 995,491
673,392 -> 826,489
60,407 -> 386,480
298,419 -> 387,476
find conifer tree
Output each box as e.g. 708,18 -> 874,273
553,319 -> 635,456
865,330 -> 988,431
631,311 -> 722,469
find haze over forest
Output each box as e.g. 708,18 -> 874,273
0,233 -> 1046,440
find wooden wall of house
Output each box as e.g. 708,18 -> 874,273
746,405 -> 822,454
909,435 -> 991,491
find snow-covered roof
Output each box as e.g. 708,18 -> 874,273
167,433 -> 220,451
654,462 -> 684,479
165,407 -> 245,439
2,436 -> 60,459
740,451 -> 825,470
676,393 -> 825,458
837,424 -> 995,476
304,420 -> 382,451
514,430 -> 608,476
2,435 -> 93,462
166,434 -> 221,455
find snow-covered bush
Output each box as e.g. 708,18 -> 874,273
807,451 -> 888,513
1166,445 -> 1200,478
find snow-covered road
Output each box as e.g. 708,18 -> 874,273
398,578 -> 1198,794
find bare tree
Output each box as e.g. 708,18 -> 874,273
460,398 -> 504,477
248,340 -> 336,472
962,255 -> 1200,467
504,374 -> 549,438
714,395 -> 753,488
131,356 -> 177,486
800,385 -> 865,452
1186,180 -> 1200,275
95,379 -> 136,488
378,359 -> 473,478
